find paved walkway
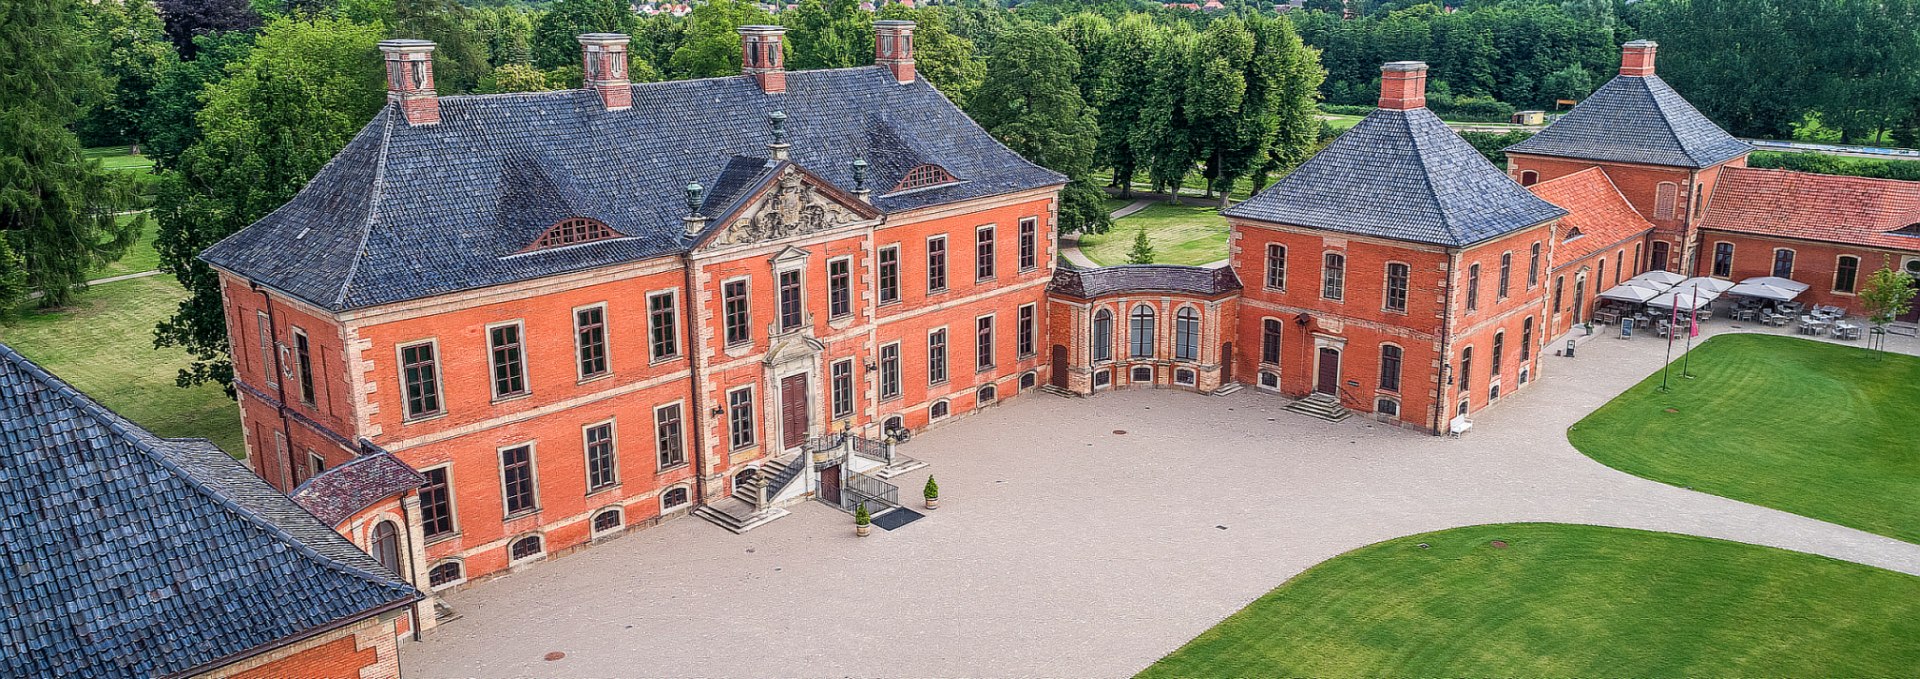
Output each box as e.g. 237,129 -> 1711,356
1059,198 -> 1157,268
403,322 -> 1920,677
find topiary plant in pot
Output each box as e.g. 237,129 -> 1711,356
923,475 -> 939,510
854,502 -> 872,537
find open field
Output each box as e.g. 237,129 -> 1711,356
84,145 -> 156,172
1142,523 -> 1920,676
90,213 -> 159,279
1568,334 -> 1920,544
1077,203 -> 1229,266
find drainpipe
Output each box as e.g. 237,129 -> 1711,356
679,253 -> 711,506
1432,250 -> 1458,436
252,282 -> 300,487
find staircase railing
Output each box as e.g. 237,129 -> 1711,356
849,435 -> 890,464
756,454 -> 806,512
844,470 -> 899,511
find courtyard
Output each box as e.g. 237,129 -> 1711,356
404,323 -> 1920,677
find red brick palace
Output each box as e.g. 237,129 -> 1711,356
202,32 -> 1920,643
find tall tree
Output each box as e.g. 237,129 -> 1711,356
531,0 -> 637,70
140,31 -> 253,169
1185,17 -> 1265,206
969,24 -> 1106,233
666,0 -> 778,79
0,0 -> 142,312
156,0 -> 262,57
876,5 -> 983,105
1091,14 -> 1167,196
783,0 -> 870,70
153,16 -> 385,389
1249,16 -> 1325,192
75,0 -> 179,148
1131,24 -> 1196,202
391,0 -> 491,94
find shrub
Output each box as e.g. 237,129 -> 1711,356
1433,96 -> 1516,123
855,502 -> 871,526
1320,103 -> 1376,116
924,476 -> 939,499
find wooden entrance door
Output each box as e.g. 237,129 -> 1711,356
1315,347 -> 1339,395
819,464 -> 842,505
780,373 -> 809,450
1220,342 -> 1234,383
1050,344 -> 1069,388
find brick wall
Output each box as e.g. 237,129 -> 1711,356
194,612 -> 402,679
220,274 -> 366,491
1048,292 -> 1238,395
1699,231 -> 1913,315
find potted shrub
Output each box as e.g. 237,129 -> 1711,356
923,476 -> 939,510
854,502 -> 872,537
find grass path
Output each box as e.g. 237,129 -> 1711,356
0,276 -> 242,455
1142,523 -> 1920,676
1078,203 -> 1229,267
1568,334 -> 1920,544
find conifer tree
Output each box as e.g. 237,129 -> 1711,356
1126,228 -> 1155,265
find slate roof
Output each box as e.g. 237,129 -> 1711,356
1528,167 -> 1657,267
199,67 -> 1065,312
1223,107 -> 1566,247
1506,74 -> 1751,168
291,449 -> 427,527
0,343 -> 419,678
1049,265 -> 1242,298
1697,166 -> 1920,251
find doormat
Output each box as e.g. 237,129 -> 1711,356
872,507 -> 924,531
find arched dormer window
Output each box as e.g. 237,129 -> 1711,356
527,217 -> 617,251
1562,227 -> 1584,242
893,164 -> 957,192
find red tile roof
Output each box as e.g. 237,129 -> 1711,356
1700,166 -> 1920,252
1529,167 -> 1655,266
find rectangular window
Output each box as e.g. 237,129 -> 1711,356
878,246 -> 900,304
976,315 -> 995,372
1017,304 -> 1036,358
292,328 -> 316,405
1712,242 -> 1734,278
1130,306 -> 1155,358
400,342 -> 442,419
257,312 -> 277,389
927,236 -> 948,293
585,422 -> 617,492
308,451 -> 326,478
831,359 -> 854,419
575,306 -> 609,379
1835,256 -> 1859,293
1092,311 -> 1113,363
1491,333 -> 1505,374
648,292 -> 679,360
1498,253 -> 1512,298
828,258 -> 852,319
1553,276 -> 1564,312
1521,317 -> 1535,361
419,467 -> 455,539
1261,319 -> 1282,364
778,269 -> 803,331
723,280 -> 751,346
928,329 -> 949,384
1466,264 -> 1481,311
1265,244 -> 1287,290
1018,217 -> 1038,271
976,225 -> 996,281
1380,345 -> 1402,392
879,342 -> 902,401
1321,253 -> 1345,300
500,444 -> 537,516
488,323 -> 528,399
1384,263 -> 1409,312
727,387 -> 755,450
656,404 -> 685,469
1459,348 -> 1473,394
1528,243 -> 1541,288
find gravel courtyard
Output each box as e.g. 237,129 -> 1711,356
404,326 -> 1920,678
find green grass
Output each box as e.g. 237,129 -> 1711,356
1569,334 -> 1920,544
0,276 -> 243,456
1100,196 -> 1134,214
1142,523 -> 1920,676
1320,113 -> 1363,131
84,145 -> 155,172
1091,169 -> 1259,202
88,213 -> 159,279
1077,202 -> 1229,267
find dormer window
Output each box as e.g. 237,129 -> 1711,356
527,217 -> 617,251
1562,227 -> 1584,242
1891,222 -> 1920,236
893,164 -> 956,192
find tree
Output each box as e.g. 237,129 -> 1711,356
473,6 -> 536,66
783,0 -> 869,71
154,16 -> 385,389
155,0 -> 261,57
667,0 -> 778,79
75,0 -> 179,148
475,63 -> 561,93
969,24 -> 1106,234
1250,17 -> 1325,192
1541,63 -> 1594,103
0,0 -> 143,312
140,31 -> 253,170
1131,24 -> 1196,202
391,0 -> 490,94
531,0 -> 637,70
1126,227 -> 1154,264
877,5 -> 983,106
1859,264 -> 1916,352
1090,15 -> 1165,197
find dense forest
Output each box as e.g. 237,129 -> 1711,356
3,0 -> 1918,387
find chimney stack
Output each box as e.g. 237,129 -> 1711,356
739,25 -> 787,94
875,20 -> 916,84
1620,40 -> 1657,77
379,39 -> 439,126
579,33 -> 633,111
1377,61 -> 1427,111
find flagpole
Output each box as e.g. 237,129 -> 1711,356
1660,295 -> 1676,392
1682,285 -> 1697,378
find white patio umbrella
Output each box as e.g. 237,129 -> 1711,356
1675,276 -> 1735,294
1598,284 -> 1662,303
1646,290 -> 1714,310
1726,281 -> 1800,302
1629,270 -> 1687,286
1740,275 -> 1811,293
1620,277 -> 1672,291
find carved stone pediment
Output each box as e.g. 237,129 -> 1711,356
704,166 -> 874,250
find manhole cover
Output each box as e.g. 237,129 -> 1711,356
1112,430 -> 1127,435
545,652 -> 566,661
1489,540 -> 1508,549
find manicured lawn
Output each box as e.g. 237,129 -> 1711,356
1569,334 -> 1920,544
1320,113 -> 1363,131
1077,203 -> 1229,267
84,145 -> 155,172
1142,523 -> 1920,676
1100,196 -> 1134,214
89,213 -> 159,279
0,276 -> 243,456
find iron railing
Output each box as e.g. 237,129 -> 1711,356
849,435 -> 890,463
843,470 -> 899,511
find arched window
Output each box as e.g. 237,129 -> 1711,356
1129,304 -> 1156,358
1563,227 -> 1584,242
1521,317 -> 1535,361
1174,307 -> 1200,361
1261,319 -> 1283,365
1019,372 -> 1037,390
978,385 -> 997,403
592,508 -> 623,534
893,164 -> 956,192
1491,331 -> 1506,375
427,560 -> 464,589
1458,347 -> 1473,394
509,535 -> 543,561
930,399 -> 950,419
1772,249 -> 1796,278
883,415 -> 906,437
370,521 -> 401,575
662,486 -> 690,510
1174,368 -> 1196,386
1654,182 -> 1679,219
1379,344 -> 1402,392
527,217 -> 618,251
1091,309 -> 1113,363
1519,170 -> 1539,186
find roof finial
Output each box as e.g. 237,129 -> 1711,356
851,158 -> 871,203
683,182 -> 708,237
768,110 -> 790,161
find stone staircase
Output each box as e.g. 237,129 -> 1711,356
1210,382 -> 1244,396
695,455 -> 805,534
1039,384 -> 1080,398
1284,392 -> 1351,423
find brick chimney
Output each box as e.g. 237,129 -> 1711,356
379,39 -> 439,126
579,33 -> 632,111
1620,40 -> 1658,77
739,25 -> 786,94
875,20 -> 916,84
1378,61 -> 1427,111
